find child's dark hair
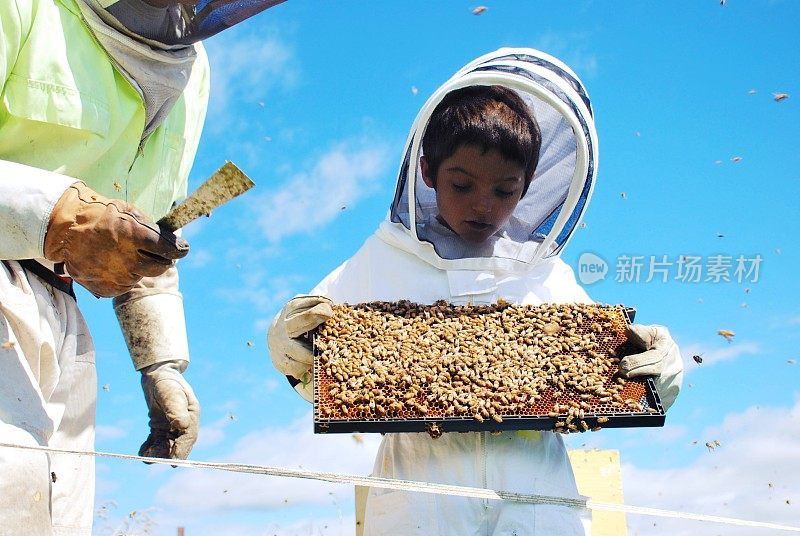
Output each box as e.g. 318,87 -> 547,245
422,85 -> 542,196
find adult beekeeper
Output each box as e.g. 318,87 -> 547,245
268,48 -> 684,534
0,0 -> 284,533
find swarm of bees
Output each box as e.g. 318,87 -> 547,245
313,301 -> 659,437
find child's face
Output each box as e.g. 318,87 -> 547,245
421,144 -> 526,244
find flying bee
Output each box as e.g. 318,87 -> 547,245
692,354 -> 704,364
717,329 -> 735,343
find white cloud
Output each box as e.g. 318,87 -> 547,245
195,414 -> 237,449
679,341 -> 761,372
96,424 -> 129,442
253,140 -> 391,243
145,512 -> 355,536
95,463 -> 121,497
155,412 -> 381,513
138,399 -> 800,534
214,270 -> 306,315
203,31 -> 298,121
182,248 -> 214,269
534,32 -> 599,79
622,397 -> 800,534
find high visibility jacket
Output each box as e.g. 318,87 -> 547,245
0,0 -> 210,260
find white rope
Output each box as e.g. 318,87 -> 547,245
1,442 -> 798,532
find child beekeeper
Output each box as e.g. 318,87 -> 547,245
268,48 -> 683,535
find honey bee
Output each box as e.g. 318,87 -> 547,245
705,441 -> 715,451
51,472 -> 57,483
692,354 -> 704,364
773,92 -> 789,102
471,5 -> 488,15
425,423 -> 443,439
717,329 -> 735,343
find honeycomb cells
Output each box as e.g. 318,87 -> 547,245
313,301 -> 657,433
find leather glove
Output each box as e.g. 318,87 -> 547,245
139,360 -> 200,460
267,295 -> 333,402
44,182 -> 189,297
619,324 -> 684,410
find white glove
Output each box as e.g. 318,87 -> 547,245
267,295 -> 333,402
139,360 -> 200,460
619,324 -> 684,410
114,266 -> 200,460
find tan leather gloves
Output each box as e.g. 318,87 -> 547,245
44,182 -> 189,297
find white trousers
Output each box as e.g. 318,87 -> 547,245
363,431 -> 589,536
0,261 -> 95,536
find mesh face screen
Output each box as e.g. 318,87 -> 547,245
313,302 -> 663,435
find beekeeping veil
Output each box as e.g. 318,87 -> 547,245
383,48 -> 597,272
76,0 -> 285,137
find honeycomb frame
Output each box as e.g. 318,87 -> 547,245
312,301 -> 665,435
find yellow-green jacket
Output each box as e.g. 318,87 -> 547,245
0,0 -> 210,260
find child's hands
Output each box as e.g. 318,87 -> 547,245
619,325 -> 677,378
619,324 -> 683,409
267,295 -> 333,402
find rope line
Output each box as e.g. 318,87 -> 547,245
1,442 -> 798,532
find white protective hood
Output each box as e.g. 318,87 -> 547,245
382,47 -> 598,273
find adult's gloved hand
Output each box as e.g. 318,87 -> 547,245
44,182 -> 189,297
267,295 -> 333,402
619,324 -> 684,410
139,359 -> 199,460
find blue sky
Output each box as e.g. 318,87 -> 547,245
82,1 -> 799,534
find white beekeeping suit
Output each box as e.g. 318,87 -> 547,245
269,47 -> 683,536
0,0 -> 284,533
